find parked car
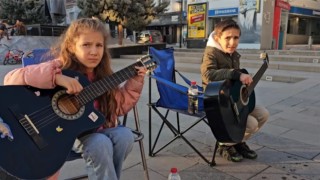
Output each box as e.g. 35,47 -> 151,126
137,30 -> 163,44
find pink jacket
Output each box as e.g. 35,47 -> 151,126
4,59 -> 145,128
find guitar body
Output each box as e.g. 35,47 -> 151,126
0,54 -> 157,179
0,70 -> 105,179
204,69 -> 256,143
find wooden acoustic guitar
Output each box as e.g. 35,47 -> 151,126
0,55 -> 157,180
204,53 -> 269,143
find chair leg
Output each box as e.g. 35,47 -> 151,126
149,107 -> 215,165
133,106 -> 150,180
210,141 -> 218,167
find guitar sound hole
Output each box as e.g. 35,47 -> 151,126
240,87 -> 249,104
57,94 -> 81,115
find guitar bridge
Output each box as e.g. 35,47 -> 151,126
9,105 -> 48,150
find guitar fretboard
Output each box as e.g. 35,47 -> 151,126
77,61 -> 142,106
247,59 -> 268,95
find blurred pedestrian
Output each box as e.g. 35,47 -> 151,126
13,19 -> 27,36
0,20 -> 11,40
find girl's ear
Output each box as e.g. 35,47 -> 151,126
68,44 -> 75,54
213,35 -> 219,42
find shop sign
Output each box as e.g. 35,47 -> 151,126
208,8 -> 238,17
172,15 -> 179,22
312,10 -> 320,16
276,0 -> 290,10
290,6 -> 320,16
187,2 -> 208,39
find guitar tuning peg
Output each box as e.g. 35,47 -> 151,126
260,52 -> 267,59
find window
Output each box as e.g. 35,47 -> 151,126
298,19 -> 307,35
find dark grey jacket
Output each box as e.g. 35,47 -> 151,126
200,34 -> 242,89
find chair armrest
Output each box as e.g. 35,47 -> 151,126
149,74 -> 188,94
174,69 -> 204,93
149,74 -> 204,99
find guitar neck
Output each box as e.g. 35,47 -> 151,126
77,61 -> 141,105
247,61 -> 268,95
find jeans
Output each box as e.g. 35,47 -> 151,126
78,126 -> 134,180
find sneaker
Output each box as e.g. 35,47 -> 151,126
234,142 -> 257,159
217,144 -> 243,162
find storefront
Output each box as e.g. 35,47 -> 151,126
147,11 -> 186,45
273,0 -> 290,49
286,6 -> 320,45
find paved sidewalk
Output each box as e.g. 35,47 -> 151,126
117,69 -> 320,180
1,53 -> 320,180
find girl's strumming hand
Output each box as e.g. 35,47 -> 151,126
55,74 -> 83,94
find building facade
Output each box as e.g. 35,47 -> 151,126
285,0 -> 320,47
160,0 -> 320,49
148,0 -> 188,46
63,0 -> 320,49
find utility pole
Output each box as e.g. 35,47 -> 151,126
179,0 -> 183,48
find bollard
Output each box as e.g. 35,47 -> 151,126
308,36 -> 313,50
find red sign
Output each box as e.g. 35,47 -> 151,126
276,0 -> 290,10
190,14 -> 204,24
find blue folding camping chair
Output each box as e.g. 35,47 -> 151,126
22,48 -> 53,67
148,47 -> 217,166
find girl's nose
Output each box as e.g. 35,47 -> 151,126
90,47 -> 98,55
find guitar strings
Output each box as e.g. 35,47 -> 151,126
32,96 -> 80,129
21,65 -> 139,132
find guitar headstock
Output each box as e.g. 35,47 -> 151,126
260,52 -> 269,66
137,54 -> 159,72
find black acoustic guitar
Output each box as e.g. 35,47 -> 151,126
0,55 -> 157,180
204,53 -> 269,143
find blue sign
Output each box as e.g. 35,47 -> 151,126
183,11 -> 187,18
208,8 -> 238,17
290,6 -> 320,16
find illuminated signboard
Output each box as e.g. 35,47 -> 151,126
187,2 -> 207,39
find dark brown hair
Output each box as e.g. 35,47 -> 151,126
214,19 -> 241,38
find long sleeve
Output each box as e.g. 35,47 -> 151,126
3,59 -> 62,88
114,75 -> 145,117
201,47 -> 236,83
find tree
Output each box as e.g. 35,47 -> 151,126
24,0 -> 49,24
0,0 -> 48,24
77,0 -> 169,45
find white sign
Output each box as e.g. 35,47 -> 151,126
312,10 -> 320,16
172,15 -> 179,22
